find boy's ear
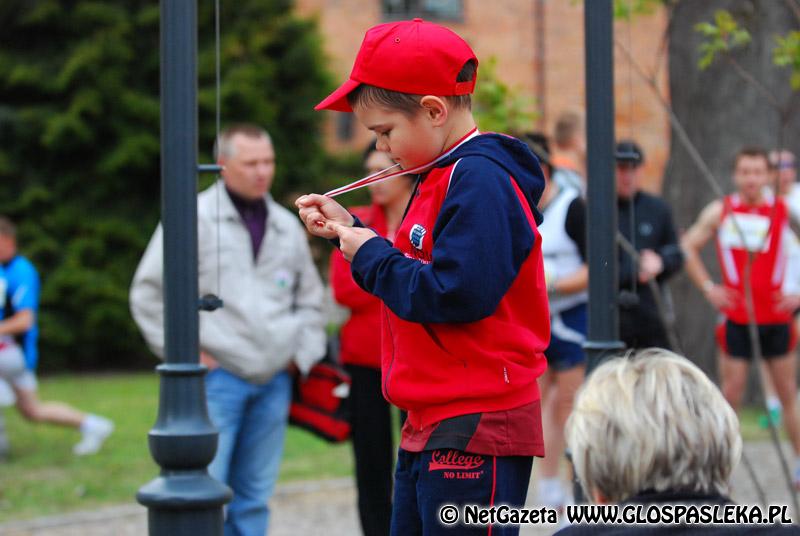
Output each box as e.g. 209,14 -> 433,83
419,96 -> 448,126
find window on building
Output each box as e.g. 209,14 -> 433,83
382,0 -> 464,22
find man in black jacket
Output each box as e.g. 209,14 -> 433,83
615,141 -> 683,350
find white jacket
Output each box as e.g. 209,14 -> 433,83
130,181 -> 326,383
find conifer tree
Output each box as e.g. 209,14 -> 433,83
0,0 -> 331,370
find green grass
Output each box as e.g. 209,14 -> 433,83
0,372 -> 352,523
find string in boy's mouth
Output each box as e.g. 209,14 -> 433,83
324,162 -> 403,198
323,127 -> 480,198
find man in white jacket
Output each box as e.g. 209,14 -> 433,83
130,124 -> 326,536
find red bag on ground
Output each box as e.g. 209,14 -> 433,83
289,361 -> 351,443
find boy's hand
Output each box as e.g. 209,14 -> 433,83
295,194 -> 354,239
327,222 -> 378,262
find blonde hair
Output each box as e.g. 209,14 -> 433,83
566,348 -> 741,503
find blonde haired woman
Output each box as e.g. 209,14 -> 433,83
558,349 -> 798,534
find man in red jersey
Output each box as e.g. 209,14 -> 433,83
682,146 -> 800,487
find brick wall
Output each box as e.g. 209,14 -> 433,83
297,0 -> 670,192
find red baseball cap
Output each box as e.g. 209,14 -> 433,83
315,18 -> 478,112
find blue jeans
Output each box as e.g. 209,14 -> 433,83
206,368 -> 291,536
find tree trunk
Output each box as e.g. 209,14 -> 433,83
665,0 -> 800,378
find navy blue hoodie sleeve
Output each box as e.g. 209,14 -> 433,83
349,157 -> 537,323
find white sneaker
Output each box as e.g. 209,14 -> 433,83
73,415 -> 114,456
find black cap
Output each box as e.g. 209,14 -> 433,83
615,140 -> 644,166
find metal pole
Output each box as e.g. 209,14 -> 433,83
137,2 -> 231,534
583,0 -> 624,374
571,1 -> 624,502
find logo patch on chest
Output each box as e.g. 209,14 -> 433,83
409,224 -> 427,250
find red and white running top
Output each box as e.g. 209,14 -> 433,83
715,193 -> 791,324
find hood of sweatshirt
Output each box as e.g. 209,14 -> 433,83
437,132 -> 546,224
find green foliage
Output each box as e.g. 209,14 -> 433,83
774,31 -> 800,90
0,1 -> 332,371
472,57 -> 539,134
613,0 -> 662,20
574,0 -> 666,17
695,10 -> 752,70
695,8 -> 800,93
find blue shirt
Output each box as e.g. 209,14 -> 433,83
1,255 -> 40,370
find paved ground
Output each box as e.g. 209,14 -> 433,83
0,440 -> 797,536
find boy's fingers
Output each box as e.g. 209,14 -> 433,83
299,207 -> 324,225
327,221 -> 355,237
303,193 -> 328,205
295,194 -> 323,208
299,207 -> 318,221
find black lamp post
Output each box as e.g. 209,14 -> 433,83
568,0 -> 625,504
136,2 -> 231,534
583,0 -> 625,373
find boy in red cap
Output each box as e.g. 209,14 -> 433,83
297,19 -> 549,535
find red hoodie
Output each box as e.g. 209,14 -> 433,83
384,159 -> 549,430
350,133 -> 550,446
329,204 -> 387,368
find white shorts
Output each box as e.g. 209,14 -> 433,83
0,338 -> 37,392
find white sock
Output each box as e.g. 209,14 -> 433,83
768,396 -> 782,412
80,414 -> 104,434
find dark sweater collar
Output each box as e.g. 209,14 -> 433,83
225,186 -> 267,212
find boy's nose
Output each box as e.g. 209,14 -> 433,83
376,139 -> 389,153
